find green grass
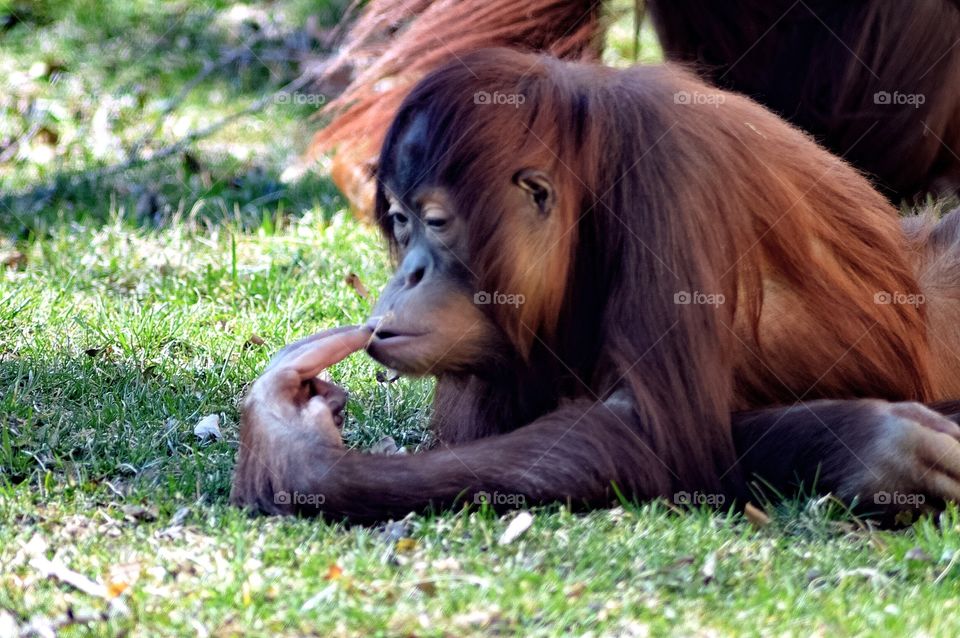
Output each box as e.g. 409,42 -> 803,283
4,1 -> 960,636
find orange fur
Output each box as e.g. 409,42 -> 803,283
311,0 -> 601,213
903,208 -> 960,399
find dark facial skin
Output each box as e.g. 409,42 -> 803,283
364,116 -> 557,377
364,185 -> 500,375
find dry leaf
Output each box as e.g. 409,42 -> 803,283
454,608 -> 501,629
565,583 -> 587,599
36,126 -> 59,146
375,368 -> 401,384
498,511 -> 534,545
84,346 -> 109,358
368,436 -> 400,455
380,517 -> 413,543
246,334 -> 265,347
396,538 -> 418,553
345,272 -> 370,299
838,567 -> 890,584
744,502 -> 771,528
431,557 -> 460,572
1,250 -> 26,269
414,580 -> 437,596
105,563 -> 141,598
300,583 -> 338,611
193,414 -> 222,442
701,552 -> 717,583
29,550 -> 108,598
167,506 -> 190,527
121,504 -> 158,523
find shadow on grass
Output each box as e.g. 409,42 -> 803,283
0,161 -> 347,238
0,0 -> 351,237
0,350 -> 247,499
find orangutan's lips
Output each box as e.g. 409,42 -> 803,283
364,314 -> 425,342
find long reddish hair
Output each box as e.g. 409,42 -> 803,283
374,49 -> 933,492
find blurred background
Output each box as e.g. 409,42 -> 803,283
0,0 -> 656,233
